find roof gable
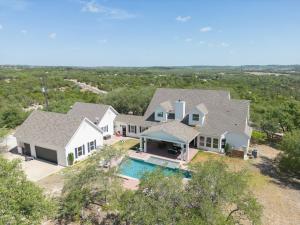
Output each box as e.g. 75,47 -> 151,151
68,102 -> 117,124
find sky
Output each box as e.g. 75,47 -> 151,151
0,0 -> 300,67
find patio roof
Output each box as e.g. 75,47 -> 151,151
140,120 -> 199,143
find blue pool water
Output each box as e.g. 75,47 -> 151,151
118,157 -> 191,179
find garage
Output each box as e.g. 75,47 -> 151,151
35,146 -> 58,164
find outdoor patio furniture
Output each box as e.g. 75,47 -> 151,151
103,135 -> 111,140
168,148 -> 180,155
25,156 -> 34,161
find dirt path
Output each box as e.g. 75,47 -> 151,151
65,79 -> 108,94
251,145 -> 300,225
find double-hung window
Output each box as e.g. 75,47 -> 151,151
75,144 -> 85,158
157,112 -> 163,117
213,138 -> 219,149
192,114 -> 200,121
88,139 -> 96,152
129,125 -> 136,133
199,136 -> 205,146
206,137 -> 212,148
101,125 -> 108,133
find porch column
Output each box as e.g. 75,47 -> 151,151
180,143 -> 184,161
139,137 -> 144,151
144,138 -> 147,152
186,143 -> 189,161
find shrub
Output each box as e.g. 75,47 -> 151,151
224,143 -> 231,155
67,153 -> 74,166
251,130 -> 267,144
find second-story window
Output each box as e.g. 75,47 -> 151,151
157,112 -> 163,117
192,114 -> 200,121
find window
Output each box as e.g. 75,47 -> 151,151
192,114 -> 200,121
75,144 -> 85,158
88,139 -> 96,152
168,113 -> 175,119
140,126 -> 147,133
129,125 -> 136,133
199,136 -> 205,146
157,112 -> 163,117
213,138 -> 219,149
101,125 -> 108,132
206,137 -> 212,147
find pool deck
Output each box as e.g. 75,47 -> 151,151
127,148 -> 198,170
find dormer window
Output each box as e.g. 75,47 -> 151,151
192,114 -> 199,121
157,112 -> 163,117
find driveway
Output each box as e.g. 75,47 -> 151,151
3,151 -> 63,182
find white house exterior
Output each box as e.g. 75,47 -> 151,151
67,102 -> 118,137
115,88 -> 252,160
14,102 -> 116,166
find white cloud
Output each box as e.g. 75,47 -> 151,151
21,29 -> 27,34
49,32 -> 57,39
185,38 -> 192,42
198,41 -> 205,45
0,24 -> 3,30
200,26 -> 212,32
176,16 -> 191,22
81,1 -> 136,20
220,42 -> 229,47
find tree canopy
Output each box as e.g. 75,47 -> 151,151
0,156 -> 55,225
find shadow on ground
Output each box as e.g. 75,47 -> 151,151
253,155 -> 300,190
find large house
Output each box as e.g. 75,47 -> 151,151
115,88 -> 252,160
14,88 -> 251,166
14,103 -> 118,166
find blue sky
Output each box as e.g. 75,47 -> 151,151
0,0 -> 299,66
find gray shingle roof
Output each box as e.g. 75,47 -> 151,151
116,114 -> 159,127
195,103 -> 208,115
159,101 -> 173,112
143,88 -> 250,137
141,120 -> 199,143
14,110 -> 87,151
67,102 -> 114,124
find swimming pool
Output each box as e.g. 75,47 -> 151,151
118,157 -> 191,179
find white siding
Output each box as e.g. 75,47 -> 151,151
225,132 -> 250,150
98,108 -> 117,136
154,106 -> 167,122
188,108 -> 206,126
114,121 -> 144,138
65,120 -> 103,166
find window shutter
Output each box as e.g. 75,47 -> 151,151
87,142 -> 90,153
128,125 -> 130,133
134,126 -> 136,133
83,145 -> 85,155
94,139 -> 97,148
75,148 -> 78,158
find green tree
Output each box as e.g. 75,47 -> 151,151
0,156 -> 55,225
278,130 -> 300,178
58,146 -> 126,223
119,169 -> 185,225
187,161 -> 262,225
119,161 -> 262,225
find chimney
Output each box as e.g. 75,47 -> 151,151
175,100 -> 186,120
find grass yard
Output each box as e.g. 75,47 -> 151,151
112,139 -> 140,151
191,147 -> 300,225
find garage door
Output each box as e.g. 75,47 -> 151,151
35,146 -> 58,164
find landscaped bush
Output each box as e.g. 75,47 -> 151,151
67,153 -> 74,166
251,130 -> 267,144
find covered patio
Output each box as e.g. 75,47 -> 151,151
139,121 -> 200,162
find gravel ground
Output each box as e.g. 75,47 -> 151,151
251,145 -> 300,225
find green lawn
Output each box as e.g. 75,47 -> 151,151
191,150 -> 269,189
112,139 -> 140,151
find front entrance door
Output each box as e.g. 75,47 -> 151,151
23,143 -> 31,156
122,126 -> 127,137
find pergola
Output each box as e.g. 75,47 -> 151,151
139,121 -> 199,161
